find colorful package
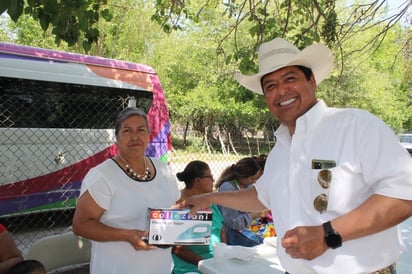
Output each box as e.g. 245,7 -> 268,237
148,208 -> 212,245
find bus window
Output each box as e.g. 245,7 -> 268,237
0,43 -> 171,217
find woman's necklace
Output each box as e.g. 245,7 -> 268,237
117,155 -> 151,181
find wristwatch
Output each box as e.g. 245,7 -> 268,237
322,221 -> 342,249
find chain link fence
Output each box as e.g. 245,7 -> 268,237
0,76 -> 275,273
3,78 -> 411,273
0,76 -> 145,272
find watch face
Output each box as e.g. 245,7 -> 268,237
326,233 -> 342,249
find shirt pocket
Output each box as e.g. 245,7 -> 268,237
310,165 -> 366,215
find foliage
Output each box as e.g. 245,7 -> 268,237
1,1 -> 409,65
323,9 -> 411,132
1,0 -> 411,143
0,0 -> 112,52
150,0 -> 409,76
3,14 -> 68,50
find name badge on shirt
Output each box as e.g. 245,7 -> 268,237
312,159 -> 336,169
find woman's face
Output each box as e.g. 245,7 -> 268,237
116,115 -> 150,158
238,171 -> 260,186
197,168 -> 214,194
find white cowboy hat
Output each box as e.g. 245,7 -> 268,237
234,37 -> 334,94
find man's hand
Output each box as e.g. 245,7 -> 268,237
173,193 -> 214,217
281,225 -> 328,260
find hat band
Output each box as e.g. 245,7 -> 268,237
260,48 -> 299,61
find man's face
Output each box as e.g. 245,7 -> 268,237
261,66 -> 317,131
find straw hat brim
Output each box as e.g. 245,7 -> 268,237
234,44 -> 333,95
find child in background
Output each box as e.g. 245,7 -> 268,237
8,260 -> 45,274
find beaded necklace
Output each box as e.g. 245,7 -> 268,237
118,155 -> 151,181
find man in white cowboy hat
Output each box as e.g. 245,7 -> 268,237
178,37 -> 412,273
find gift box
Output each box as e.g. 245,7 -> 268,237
148,208 -> 212,246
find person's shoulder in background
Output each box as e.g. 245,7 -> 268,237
7,259 -> 45,274
0,223 -> 24,274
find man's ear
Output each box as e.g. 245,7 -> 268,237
310,73 -> 317,88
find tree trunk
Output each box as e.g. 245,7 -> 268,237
204,126 -> 212,154
228,132 -> 238,155
217,126 -> 227,155
183,121 -> 189,147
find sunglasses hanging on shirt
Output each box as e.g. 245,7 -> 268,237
313,169 -> 332,214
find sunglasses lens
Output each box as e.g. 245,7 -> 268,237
314,193 -> 328,213
318,169 -> 332,188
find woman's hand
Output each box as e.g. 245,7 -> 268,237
73,191 -> 157,251
250,209 -> 271,219
127,230 -> 157,250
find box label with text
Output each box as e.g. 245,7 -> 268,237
148,208 -> 212,245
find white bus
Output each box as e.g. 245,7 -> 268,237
0,42 -> 171,217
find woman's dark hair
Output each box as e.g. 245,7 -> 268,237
114,107 -> 148,137
215,157 -> 259,188
254,154 -> 267,170
8,259 -> 45,274
176,161 -> 210,189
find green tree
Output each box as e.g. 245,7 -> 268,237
2,0 -> 410,143
319,6 -> 411,132
1,0 -> 409,62
0,0 -> 112,51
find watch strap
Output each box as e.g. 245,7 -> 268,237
322,221 -> 334,234
322,221 -> 342,249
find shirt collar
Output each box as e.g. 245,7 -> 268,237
275,99 -> 328,140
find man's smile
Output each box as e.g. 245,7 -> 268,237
279,97 -> 297,107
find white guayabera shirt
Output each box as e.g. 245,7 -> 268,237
255,100 -> 412,274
